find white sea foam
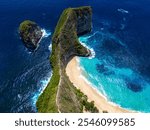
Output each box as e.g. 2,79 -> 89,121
48,43 -> 52,51
41,29 -> 51,38
41,29 -> 52,51
32,72 -> 52,105
117,8 -> 129,14
17,94 -> 21,99
76,57 -> 80,63
40,72 -> 52,94
30,29 -> 51,52
79,41 -> 96,59
27,51 -> 32,54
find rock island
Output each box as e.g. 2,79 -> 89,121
19,20 -> 43,51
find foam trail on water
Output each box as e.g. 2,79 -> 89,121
32,72 -> 52,105
79,36 -> 96,59
41,29 -> 51,38
80,31 -> 99,41
117,8 -> 129,14
80,41 -> 96,59
48,43 -> 52,51
41,29 -> 52,51
27,29 -> 51,53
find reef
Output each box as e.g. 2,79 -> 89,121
19,20 -> 43,51
36,6 -> 98,113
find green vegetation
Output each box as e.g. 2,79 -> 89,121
36,69 -> 59,112
19,20 -> 42,49
75,89 -> 99,113
57,74 -> 83,112
19,20 -> 36,33
36,42 -> 60,112
36,6 -> 97,113
53,8 -> 71,38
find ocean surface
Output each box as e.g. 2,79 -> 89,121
0,0 -> 150,112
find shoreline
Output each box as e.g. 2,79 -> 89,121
66,56 -> 134,113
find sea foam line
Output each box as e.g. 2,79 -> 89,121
30,29 -> 51,53
41,29 -> 52,38
117,8 -> 129,14
80,41 -> 96,59
32,72 -> 52,105
39,73 -> 52,94
79,35 -> 96,59
48,43 -> 52,51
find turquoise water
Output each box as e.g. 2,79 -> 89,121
79,31 -> 150,112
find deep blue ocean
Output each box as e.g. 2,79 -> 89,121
0,0 -> 150,112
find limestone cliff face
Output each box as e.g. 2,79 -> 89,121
57,7 -> 92,66
75,7 -> 92,35
37,6 -> 94,113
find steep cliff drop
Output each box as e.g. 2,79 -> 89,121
36,6 -> 98,113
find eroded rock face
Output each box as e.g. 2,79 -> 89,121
37,6 -> 95,113
19,20 -> 43,51
75,7 -> 92,36
57,6 -> 92,65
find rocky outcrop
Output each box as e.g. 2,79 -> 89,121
55,6 -> 92,66
75,7 -> 92,35
19,20 -> 43,51
36,6 -> 98,113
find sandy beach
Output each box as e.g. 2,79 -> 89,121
66,56 -> 133,113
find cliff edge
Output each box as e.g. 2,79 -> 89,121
36,6 -> 98,113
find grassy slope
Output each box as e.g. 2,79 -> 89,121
36,6 -> 98,113
36,9 -> 70,112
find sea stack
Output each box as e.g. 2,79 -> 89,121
19,20 -> 43,51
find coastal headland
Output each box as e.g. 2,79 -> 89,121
37,6 -> 100,113
36,6 -> 132,113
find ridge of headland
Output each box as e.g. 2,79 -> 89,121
36,6 -> 99,113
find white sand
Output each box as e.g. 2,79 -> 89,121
66,57 -> 133,113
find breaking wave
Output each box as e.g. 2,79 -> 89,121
117,8 -> 129,14
41,29 -> 51,38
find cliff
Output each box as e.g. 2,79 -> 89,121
36,6 -> 98,113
